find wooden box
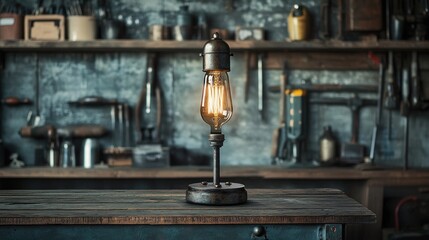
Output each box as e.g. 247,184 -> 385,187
24,15 -> 65,40
0,13 -> 23,40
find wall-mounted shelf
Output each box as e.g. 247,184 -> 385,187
0,40 -> 428,52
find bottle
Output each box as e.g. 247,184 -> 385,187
60,139 -> 76,168
287,4 -> 311,41
47,128 -> 59,167
82,138 -> 99,168
319,126 -> 336,164
196,13 -> 208,40
173,5 -> 192,41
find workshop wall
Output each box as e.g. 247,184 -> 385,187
1,0 -> 428,168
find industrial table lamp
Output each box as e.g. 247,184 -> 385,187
186,33 -> 247,205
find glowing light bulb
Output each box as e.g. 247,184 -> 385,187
200,70 -> 233,133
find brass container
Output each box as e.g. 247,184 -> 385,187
287,4 -> 310,41
319,126 -> 336,164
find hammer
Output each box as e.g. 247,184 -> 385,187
310,94 -> 377,164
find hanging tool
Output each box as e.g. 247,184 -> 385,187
368,52 -> 384,164
1,97 -> 32,106
33,55 -> 41,126
269,83 -> 378,93
285,88 -> 307,164
19,124 -> 108,139
401,55 -> 410,170
391,0 -> 405,40
124,104 -> 130,147
271,62 -> 288,164
384,52 -> 399,140
118,104 -> 124,146
111,105 -> 117,146
244,52 -> 250,103
384,52 -> 399,109
134,54 -> 165,167
386,0 -> 391,39
319,0 -> 331,39
411,51 -> 422,108
257,53 -> 264,121
135,53 -> 162,144
310,95 -> 377,165
336,0 -> 343,39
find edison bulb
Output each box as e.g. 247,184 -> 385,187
200,70 -> 233,133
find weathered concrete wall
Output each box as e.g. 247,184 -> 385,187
1,0 -> 428,168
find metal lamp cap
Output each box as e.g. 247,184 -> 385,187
201,32 -> 232,72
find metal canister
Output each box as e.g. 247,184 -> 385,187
82,138 -> 99,168
319,126 -> 336,164
196,13 -> 208,40
287,4 -> 311,41
173,5 -> 192,41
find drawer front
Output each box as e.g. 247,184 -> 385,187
1,224 -> 342,240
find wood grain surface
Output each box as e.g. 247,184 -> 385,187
0,40 -> 428,52
0,188 -> 375,225
1,166 -> 429,180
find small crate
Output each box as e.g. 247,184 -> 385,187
0,13 -> 23,40
24,15 -> 65,40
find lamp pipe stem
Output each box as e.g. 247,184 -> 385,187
209,133 -> 224,187
213,145 -> 220,186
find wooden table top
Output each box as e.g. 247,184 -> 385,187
1,166 -> 429,180
0,188 -> 375,225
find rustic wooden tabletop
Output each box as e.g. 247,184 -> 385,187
0,188 -> 375,225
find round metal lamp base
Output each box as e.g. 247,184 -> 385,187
186,182 -> 247,205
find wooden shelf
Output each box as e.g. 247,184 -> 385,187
0,40 -> 428,52
1,166 -> 429,180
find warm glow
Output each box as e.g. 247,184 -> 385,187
200,71 -> 233,133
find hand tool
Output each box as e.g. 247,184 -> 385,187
1,97 -> 32,106
401,56 -> 411,116
244,51 -> 250,103
68,96 -> 117,106
391,0 -> 405,40
118,104 -> 124,146
319,0 -> 331,39
136,54 -> 155,143
257,53 -> 264,121
384,52 -> 399,110
19,124 -> 108,139
411,51 -> 421,108
155,77 -> 162,142
111,105 -> 117,146
336,0 -> 344,39
268,83 -> 378,93
135,53 -> 162,143
368,52 -> 384,164
271,62 -> 287,164
133,54 -> 165,168
33,0 -> 44,15
384,51 -> 399,140
124,104 -> 130,147
34,55 -> 41,126
145,65 -> 153,114
285,88 -> 307,164
386,0 -> 391,39
310,95 -> 377,165
400,55 -> 410,170
47,127 -> 59,167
